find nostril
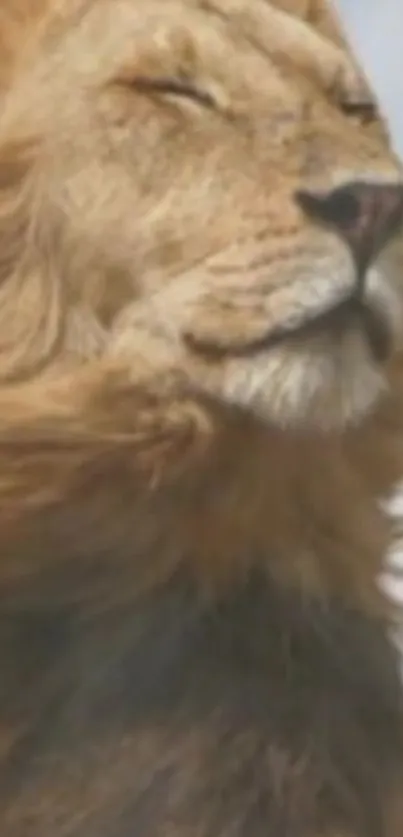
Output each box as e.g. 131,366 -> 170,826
294,181 -> 403,270
294,187 -> 360,230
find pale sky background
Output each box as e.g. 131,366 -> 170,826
334,1 -> 403,608
335,0 -> 403,157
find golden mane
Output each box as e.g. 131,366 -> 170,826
0,1 -> 403,835
0,1 -> 50,92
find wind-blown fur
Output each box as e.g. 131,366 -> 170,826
0,1 -> 403,835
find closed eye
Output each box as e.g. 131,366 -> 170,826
126,76 -> 216,110
339,100 -> 377,123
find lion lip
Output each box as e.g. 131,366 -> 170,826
184,295 -> 392,363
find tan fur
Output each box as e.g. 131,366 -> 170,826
0,0 -> 400,589
1,1 -> 403,835
0,0 -> 400,424
0,1 -> 51,93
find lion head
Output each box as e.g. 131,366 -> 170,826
1,0 -> 403,431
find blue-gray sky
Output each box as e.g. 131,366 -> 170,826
334,1 -> 403,605
335,0 -> 403,157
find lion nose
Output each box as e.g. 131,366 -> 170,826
295,181 -> 403,271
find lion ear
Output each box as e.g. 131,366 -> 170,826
0,137 -> 63,381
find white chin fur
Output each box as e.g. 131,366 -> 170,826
203,334 -> 387,430
366,265 -> 403,350
208,266 -> 400,430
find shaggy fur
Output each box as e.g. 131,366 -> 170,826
1,1 -> 403,835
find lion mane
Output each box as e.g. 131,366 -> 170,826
0,2 -> 403,836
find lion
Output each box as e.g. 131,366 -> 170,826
1,0 -> 403,835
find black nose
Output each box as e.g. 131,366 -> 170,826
295,181 -> 403,270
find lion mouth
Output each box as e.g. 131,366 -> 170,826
185,295 -> 392,363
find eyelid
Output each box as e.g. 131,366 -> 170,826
339,100 -> 377,121
126,76 -> 216,110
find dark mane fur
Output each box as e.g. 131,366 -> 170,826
0,369 -> 400,834
1,569 -> 403,837
0,1 -> 403,835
